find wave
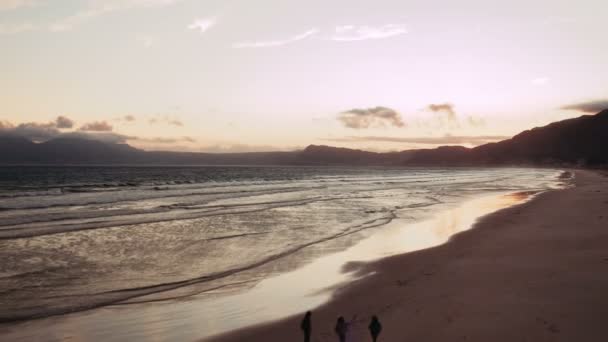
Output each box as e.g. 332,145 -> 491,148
0,212 -> 395,323
0,193 -> 383,239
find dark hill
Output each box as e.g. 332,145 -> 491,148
470,109 -> 608,165
1,110 -> 606,166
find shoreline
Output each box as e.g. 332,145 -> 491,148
212,169 -> 608,342
0,169 -> 561,342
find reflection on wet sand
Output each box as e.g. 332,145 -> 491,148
0,191 -> 536,342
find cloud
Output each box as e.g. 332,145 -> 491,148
0,22 -> 36,34
188,18 -> 216,34
427,103 -> 455,116
466,115 -> 486,127
55,116 -> 74,129
198,143 -> 295,153
50,7 -> 115,32
80,121 -> 113,132
62,131 -> 133,144
0,0 -> 36,11
51,0 -> 184,31
136,34 -> 154,47
0,122 -> 60,141
329,24 -> 407,41
148,116 -> 183,126
426,103 -> 459,128
0,118 -> 193,146
135,136 -> 196,144
324,134 -> 509,146
338,106 -> 405,129
233,28 -> 319,48
0,121 -> 13,129
0,116 -> 74,141
560,99 -> 608,113
531,77 -> 550,86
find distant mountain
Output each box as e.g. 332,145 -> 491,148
301,110 -> 608,166
1,110 -> 607,166
469,109 -> 608,165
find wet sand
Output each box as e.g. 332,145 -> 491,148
212,169 -> 608,342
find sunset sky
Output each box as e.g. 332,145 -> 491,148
1,0 -> 607,152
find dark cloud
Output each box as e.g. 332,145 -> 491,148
0,116 -> 74,141
560,99 -> 608,113
55,115 -> 74,129
428,103 -> 455,116
80,121 -> 113,132
338,106 -> 405,129
324,134 -> 509,146
1,118 -> 193,147
62,131 -> 133,144
3,122 -> 61,142
427,103 -> 458,128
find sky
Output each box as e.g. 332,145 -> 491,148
1,0 -> 607,152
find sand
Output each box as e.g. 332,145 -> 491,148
210,169 -> 608,342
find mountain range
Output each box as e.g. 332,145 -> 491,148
1,110 -> 607,166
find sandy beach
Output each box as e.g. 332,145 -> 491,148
212,169 -> 608,342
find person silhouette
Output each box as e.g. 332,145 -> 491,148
300,311 -> 312,342
335,316 -> 348,342
368,315 -> 382,342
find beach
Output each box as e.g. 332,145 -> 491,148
213,169 -> 608,342
0,167 -> 565,341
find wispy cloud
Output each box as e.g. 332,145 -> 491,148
531,77 -> 550,86
188,18 -> 216,34
338,106 -> 405,129
148,115 -> 183,126
135,136 -> 196,144
51,0 -> 184,32
232,28 -> 319,48
136,34 -> 155,47
0,22 -> 36,34
324,134 -> 509,146
0,0 -> 36,11
198,143 -> 296,153
329,24 -> 407,41
561,99 -> 608,113
51,5 -> 120,32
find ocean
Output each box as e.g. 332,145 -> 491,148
0,166 -> 564,341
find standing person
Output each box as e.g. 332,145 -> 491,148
335,316 -> 348,342
301,311 -> 312,342
368,315 -> 382,342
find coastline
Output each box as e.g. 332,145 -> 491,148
0,169 -> 561,342
212,169 -> 608,342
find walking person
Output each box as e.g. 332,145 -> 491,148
368,315 -> 382,342
301,311 -> 312,342
335,316 -> 348,342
